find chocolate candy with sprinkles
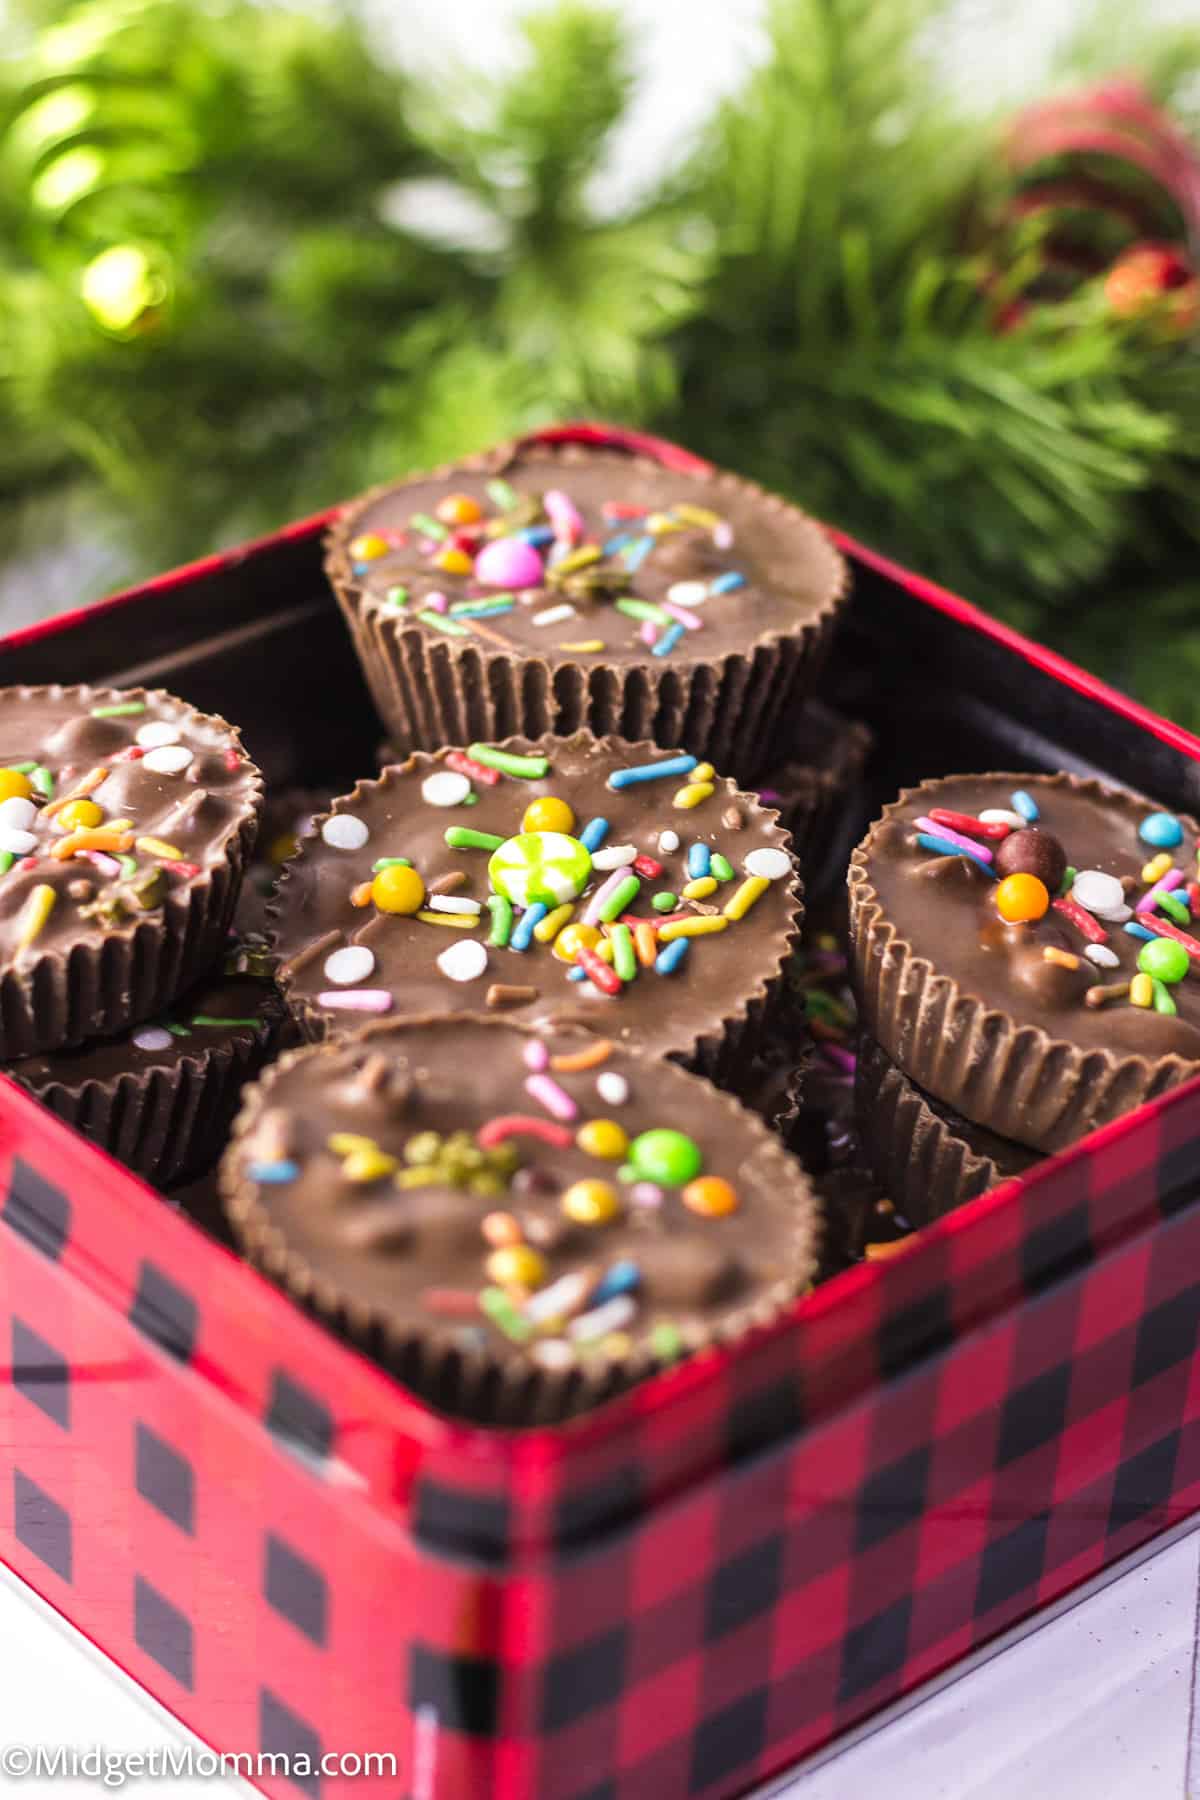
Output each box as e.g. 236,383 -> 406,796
221,1016 -> 817,1423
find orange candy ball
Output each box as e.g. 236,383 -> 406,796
995,872 -> 1050,923
436,493 -> 483,526
682,1176 -> 740,1217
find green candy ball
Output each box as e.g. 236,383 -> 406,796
629,1128 -> 703,1187
1137,937 -> 1190,985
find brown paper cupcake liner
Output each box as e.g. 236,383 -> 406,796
847,771 -> 1200,1153
326,442 -> 849,786
854,1035 -> 1041,1227
270,732 -> 804,1104
0,686 -> 264,1058
221,1016 -> 820,1426
758,702 -> 873,892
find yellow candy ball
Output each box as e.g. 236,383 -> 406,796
561,1179 -> 622,1225
0,769 -> 33,803
995,872 -> 1050,924
55,798 -> 103,833
434,546 -> 474,576
486,1244 -> 547,1290
682,1176 -> 740,1218
436,493 -> 483,526
576,1119 -> 629,1161
371,864 -> 426,914
552,921 -> 602,964
522,796 -> 576,836
349,533 -> 390,562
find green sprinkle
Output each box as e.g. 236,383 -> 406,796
487,894 -> 513,947
409,511 -> 448,541
599,873 -> 640,922
617,1163 -> 637,1184
466,743 -> 550,780
615,597 -> 671,624
610,922 -> 637,983
373,856 -> 412,871
90,702 -> 146,718
486,478 -> 519,511
463,792 -> 479,806
0,851 -> 13,876
118,855 -> 138,878
650,1321 -> 684,1363
1153,977 -> 1178,1016
710,853 -> 734,882
448,598 -> 515,618
416,610 -> 469,637
445,826 -> 505,851
1059,866 -> 1076,897
1158,891 -> 1191,926
652,891 -> 678,912
190,1014 -> 260,1027
165,1022 -> 192,1037
479,1286 -> 531,1342
9,762 -> 37,774
384,585 -> 409,610
30,766 -> 54,799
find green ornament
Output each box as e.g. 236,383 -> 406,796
1137,937 -> 1190,985
629,1128 -> 703,1187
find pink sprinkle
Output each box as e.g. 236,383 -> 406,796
523,1038 -> 550,1072
820,1043 -> 857,1075
639,621 -> 658,648
524,1073 -> 578,1121
419,539 -> 439,555
1136,866 -> 1186,914
915,816 -> 994,864
85,850 -> 121,877
424,591 -> 448,614
662,601 -> 704,631
544,489 -> 585,545
317,990 -> 394,1012
631,1183 -> 663,1208
583,867 -> 633,926
712,523 -> 734,549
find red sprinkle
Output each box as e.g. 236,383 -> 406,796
603,502 -> 648,519
625,910 -> 691,928
928,808 -> 1010,842
575,943 -> 622,995
19,856 -> 37,870
421,1288 -> 482,1318
633,854 -> 663,879
224,748 -> 241,772
116,746 -> 145,761
476,1114 -> 574,1150
1189,882 -> 1200,913
445,750 -> 500,787
1052,896 -> 1108,943
1146,917 -> 1200,960
165,860 -> 201,878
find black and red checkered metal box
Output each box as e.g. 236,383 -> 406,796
3,425 -> 1200,1800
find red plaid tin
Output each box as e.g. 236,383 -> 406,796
2,425 -> 1200,1800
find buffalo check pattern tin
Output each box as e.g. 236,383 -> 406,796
3,424 -> 1200,1800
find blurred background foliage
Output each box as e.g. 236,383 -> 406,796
1,0 -> 1200,720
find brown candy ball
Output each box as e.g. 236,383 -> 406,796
993,827 -> 1067,894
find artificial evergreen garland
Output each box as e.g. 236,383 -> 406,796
1,0 -> 1199,718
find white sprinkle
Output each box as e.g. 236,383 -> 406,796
596,1071 -> 629,1106
0,827 -> 36,855
421,770 -> 471,808
321,813 -> 369,851
437,938 -> 488,983
525,1270 -> 594,1324
1071,870 -> 1124,916
568,1295 -> 637,1342
591,844 -> 638,871
323,945 -> 376,986
531,1340 -> 575,1370
1085,944 -> 1121,969
532,604 -> 577,627
428,893 -> 482,914
745,847 -> 791,881
666,581 -> 709,607
0,797 -> 37,831
657,829 -> 680,854
712,523 -> 734,549
978,809 -> 1027,830
133,1026 -> 175,1052
135,720 -> 182,749
1091,902 -> 1132,924
142,744 -> 194,776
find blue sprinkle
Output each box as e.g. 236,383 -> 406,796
1139,811 -> 1184,849
510,902 -> 547,952
352,561 -> 369,577
609,754 -> 697,791
1124,920 -> 1157,941
567,965 -> 588,982
709,571 -> 746,594
622,534 -> 655,572
248,1159 -> 299,1184
519,525 -> 555,546
652,622 -> 686,657
590,1260 -> 642,1306
603,533 -> 633,556
655,937 -> 691,976
687,843 -> 711,879
580,816 -> 609,852
916,832 -> 996,876
1010,790 -> 1039,822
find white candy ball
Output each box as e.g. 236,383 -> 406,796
0,797 -> 37,831
133,1026 -> 175,1052
142,744 -> 194,776
657,829 -> 680,854
1085,945 -> 1120,969
421,770 -> 471,808
321,813 -> 369,851
136,720 -> 182,749
596,1071 -> 629,1106
323,945 -> 376,986
1070,870 -> 1124,916
0,827 -> 36,855
437,939 -> 488,983
666,581 -> 709,607
745,847 -> 791,881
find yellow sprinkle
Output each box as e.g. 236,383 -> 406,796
1130,972 -> 1155,1009
135,836 -> 182,860
1142,853 -> 1174,885
328,1133 -> 378,1155
558,640 -> 606,653
1042,945 -> 1080,971
673,782 -> 715,810
657,915 -> 730,942
535,902 -> 574,943
552,545 -> 601,575
682,876 -> 719,901
342,1148 -> 399,1183
646,512 -> 686,534
692,762 -> 715,782
724,876 -> 770,921
16,883 -> 55,952
416,910 -> 479,929
672,504 -> 721,528
595,936 -> 615,963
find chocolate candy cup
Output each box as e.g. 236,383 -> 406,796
848,771 -> 1200,1152
757,701 -> 873,891
0,685 -> 263,1056
221,1015 -> 819,1424
325,439 -> 848,785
